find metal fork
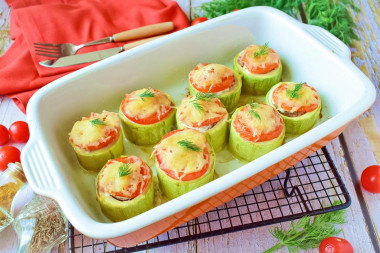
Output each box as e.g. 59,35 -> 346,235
34,21 -> 174,58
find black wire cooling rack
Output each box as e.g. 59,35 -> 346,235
68,146 -> 351,253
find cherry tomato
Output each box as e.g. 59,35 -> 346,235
0,146 -> 21,172
361,165 -> 380,193
319,237 -> 353,253
9,121 -> 30,143
232,9 -> 240,12
0,124 -> 9,145
191,17 -> 208,26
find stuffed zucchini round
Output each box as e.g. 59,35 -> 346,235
176,94 -> 228,152
265,82 -> 321,135
119,87 -> 175,145
69,111 -> 124,172
188,63 -> 242,112
233,44 -> 282,95
229,103 -> 285,162
153,129 -> 215,199
96,155 -> 154,221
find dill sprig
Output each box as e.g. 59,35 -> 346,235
249,103 -> 261,120
177,139 -> 201,152
190,93 -> 216,112
195,0 -> 359,45
118,163 -> 132,177
264,201 -> 347,253
286,82 -> 304,99
89,118 -> 105,126
253,42 -> 269,58
139,89 -> 155,101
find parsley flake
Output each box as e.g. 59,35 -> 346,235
139,89 -> 155,101
177,139 -> 201,152
190,93 -> 216,112
249,103 -> 261,120
90,118 -> 106,126
286,82 -> 304,99
118,163 -> 132,178
253,42 -> 270,58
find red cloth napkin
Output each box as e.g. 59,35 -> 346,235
0,0 -> 189,113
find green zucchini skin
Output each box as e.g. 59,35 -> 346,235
176,112 -> 228,152
71,133 -> 124,172
119,102 -> 176,146
265,83 -> 322,135
155,149 -> 216,200
228,106 -> 285,162
188,68 -> 242,113
233,52 -> 282,95
96,167 -> 154,222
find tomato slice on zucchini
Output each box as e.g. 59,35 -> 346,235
154,129 -> 211,181
178,96 -> 228,128
189,63 -> 235,93
98,156 -> 151,200
69,111 -> 121,151
240,45 -> 280,74
120,88 -> 174,125
272,82 -> 319,114
233,103 -> 284,142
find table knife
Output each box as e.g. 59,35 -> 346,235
39,35 -> 163,68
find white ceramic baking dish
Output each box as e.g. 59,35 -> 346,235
21,6 -> 375,246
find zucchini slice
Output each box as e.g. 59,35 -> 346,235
265,82 -> 322,135
228,104 -> 285,162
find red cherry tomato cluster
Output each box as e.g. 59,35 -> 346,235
0,121 -> 29,171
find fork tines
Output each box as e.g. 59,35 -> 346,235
34,43 -> 62,58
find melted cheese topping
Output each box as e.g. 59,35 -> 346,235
234,104 -> 283,141
272,83 -> 320,113
69,111 -> 120,149
98,158 -> 150,199
154,129 -> 209,179
121,88 -> 172,120
178,96 -> 228,129
190,64 -> 234,92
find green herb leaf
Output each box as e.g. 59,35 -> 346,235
249,103 -> 261,120
253,42 -> 269,58
177,139 -> 201,152
139,89 -> 155,101
263,201 -> 347,253
195,0 -> 359,45
118,163 -> 132,178
286,82 -> 304,99
89,118 -> 106,126
190,93 -> 216,112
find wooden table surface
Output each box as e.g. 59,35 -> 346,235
1,0 -> 379,252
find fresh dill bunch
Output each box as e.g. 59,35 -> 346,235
90,118 -> 105,126
139,89 -> 155,101
177,139 -> 201,152
263,202 -> 347,253
195,0 -> 359,45
118,163 -> 132,177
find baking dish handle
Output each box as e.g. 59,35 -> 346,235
21,139 -> 59,197
302,23 -> 351,61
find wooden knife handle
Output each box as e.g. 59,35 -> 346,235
122,35 -> 164,50
113,22 -> 174,42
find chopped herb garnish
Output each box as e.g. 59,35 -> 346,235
264,201 -> 347,253
190,92 -> 216,112
118,163 -> 132,177
139,89 -> 155,101
249,103 -> 261,120
177,139 -> 201,152
253,42 -> 270,58
286,82 -> 304,99
90,118 -> 106,126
